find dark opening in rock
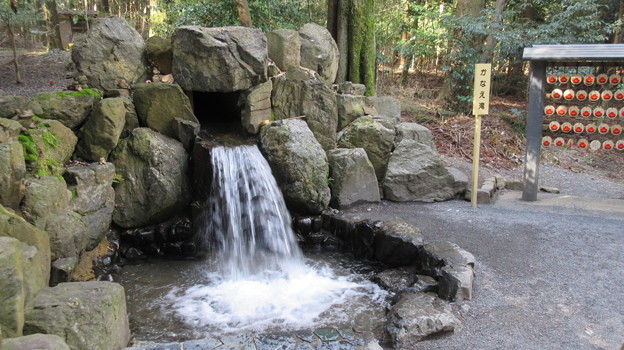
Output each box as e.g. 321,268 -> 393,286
192,91 -> 244,136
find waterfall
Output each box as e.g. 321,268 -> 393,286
200,145 -> 303,279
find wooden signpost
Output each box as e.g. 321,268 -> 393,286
471,63 -> 492,207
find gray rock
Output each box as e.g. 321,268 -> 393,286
50,257 -> 78,287
383,139 -> 456,202
495,175 -> 506,190
71,17 -> 149,91
76,98 -> 126,162
336,94 -> 366,130
374,219 -> 423,266
260,119 -> 330,214
372,267 -> 417,294
337,116 -> 395,180
65,162 -> 115,250
327,148 -> 380,209
133,83 -> 198,139
31,92 -> 98,129
271,67 -> 338,150
0,204 -> 51,295
412,274 -> 438,293
146,36 -> 173,75
0,118 -> 24,143
23,281 -> 130,350
367,96 -> 401,121
21,176 -> 70,225
299,23 -> 339,85
0,333 -> 70,350
447,167 -> 468,195
438,265 -> 475,301
21,120 -> 77,176
172,26 -> 267,92
387,292 -> 461,348
111,128 -> 190,228
19,241 -> 46,301
0,236 -> 25,338
396,122 -> 434,146
42,212 -> 88,261
0,96 -> 31,119
173,117 -> 200,150
119,95 -> 140,139
240,80 -> 273,134
0,142 -> 26,209
506,178 -> 523,191
424,241 -> 476,268
267,29 -> 300,71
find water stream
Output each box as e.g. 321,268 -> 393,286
119,145 -> 389,341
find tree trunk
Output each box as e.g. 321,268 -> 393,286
98,0 -> 110,13
7,22 -> 22,84
481,0 -> 505,63
235,0 -> 253,27
44,0 -> 63,50
614,0 -> 624,43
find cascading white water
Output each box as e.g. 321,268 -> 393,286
166,145 -> 388,334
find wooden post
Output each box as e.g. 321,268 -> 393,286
471,63 -> 491,207
471,114 -> 483,207
522,61 -> 546,201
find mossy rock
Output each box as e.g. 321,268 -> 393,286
18,120 -> 77,177
31,90 -> 101,129
75,98 -> 126,162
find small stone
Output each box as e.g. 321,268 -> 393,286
540,186 -> 560,194
314,327 -> 341,341
296,330 -> 318,343
337,327 -> 355,340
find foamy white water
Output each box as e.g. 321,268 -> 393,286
168,145 -> 388,334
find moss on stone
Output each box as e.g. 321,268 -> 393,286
34,89 -> 102,102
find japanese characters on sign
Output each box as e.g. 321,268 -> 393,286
472,63 -> 492,116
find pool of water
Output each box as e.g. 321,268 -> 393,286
118,249 -> 391,343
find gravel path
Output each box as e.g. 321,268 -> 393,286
343,166 -> 624,349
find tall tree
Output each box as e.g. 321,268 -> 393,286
614,0 -> 624,43
0,0 -> 21,83
235,0 -> 252,27
43,0 -> 63,49
328,0 -> 376,96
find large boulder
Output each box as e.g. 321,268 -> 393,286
0,204 -> 51,292
31,91 -> 99,129
172,26 -> 267,92
0,237 -> 25,338
299,23 -> 339,85
23,281 -> 130,350
65,163 -> 115,250
267,29 -> 300,71
374,219 -> 423,267
396,122 -> 434,146
75,98 -> 126,162
0,334 -> 70,350
0,142 -> 26,209
337,115 -> 395,180
71,17 -> 149,91
111,128 -> 190,228
19,120 -> 77,176
260,119 -> 330,214
0,118 -> 24,143
383,139 -> 456,202
146,36 -> 173,75
387,292 -> 461,348
327,148 -> 380,209
271,67 -> 338,150
41,213 -> 88,261
336,94 -> 366,130
0,96 -> 31,120
133,83 -> 198,139
240,80 -> 273,134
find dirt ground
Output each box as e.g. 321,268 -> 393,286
2,49 -> 623,185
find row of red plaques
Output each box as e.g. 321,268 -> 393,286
545,105 -> 624,118
542,137 -> 624,150
548,121 -> 622,135
547,73 -> 624,86
549,89 -> 623,101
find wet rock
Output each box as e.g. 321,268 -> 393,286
0,237 -> 25,338
372,267 -> 417,294
146,36 -> 173,75
387,292 -> 461,348
111,128 -> 190,228
267,29 -> 300,71
336,94 -> 366,131
374,219 -> 423,267
352,220 -> 379,260
172,26 -> 267,92
327,148 -> 380,209
337,116 -> 395,181
240,80 -> 273,134
260,119 -> 330,214
383,139 -> 456,202
299,23 -> 339,85
133,83 -> 198,140
173,117 -> 200,150
315,327 -> 340,341
0,333 -> 70,350
312,216 -> 323,232
65,162 -> 115,250
72,17 -> 149,91
75,97 -> 126,161
23,281 -> 130,350
271,67 -> 338,150
295,217 -> 313,235
30,92 -> 98,129
412,274 -> 438,293
0,141 -> 26,209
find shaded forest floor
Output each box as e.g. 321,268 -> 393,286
377,70 -> 624,185
1,49 -> 623,185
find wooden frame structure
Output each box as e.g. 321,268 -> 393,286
521,44 -> 624,201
